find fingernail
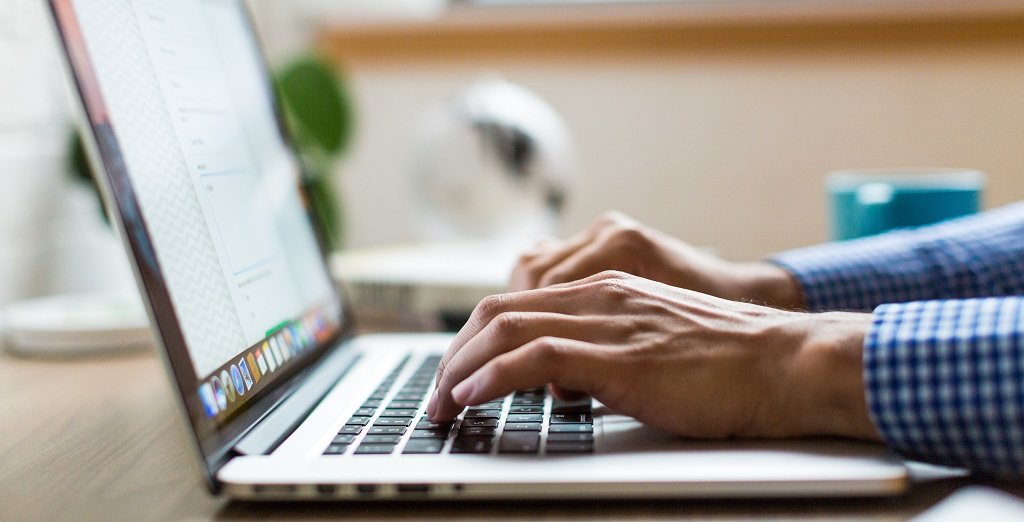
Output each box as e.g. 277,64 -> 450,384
426,389 -> 438,417
451,378 -> 476,404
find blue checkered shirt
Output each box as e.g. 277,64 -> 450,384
771,202 -> 1024,476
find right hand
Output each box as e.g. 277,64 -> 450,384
429,271 -> 878,441
509,211 -> 806,309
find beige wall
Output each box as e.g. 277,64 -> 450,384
257,5 -> 1024,261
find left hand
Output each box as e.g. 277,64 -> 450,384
427,271 -> 879,440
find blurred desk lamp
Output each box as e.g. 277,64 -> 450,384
412,77 -> 578,243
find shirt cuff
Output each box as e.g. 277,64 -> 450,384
863,298 -> 1024,476
768,230 -> 931,312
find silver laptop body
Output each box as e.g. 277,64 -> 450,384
48,0 -> 908,500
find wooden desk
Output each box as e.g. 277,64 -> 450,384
2,348 -> 1022,520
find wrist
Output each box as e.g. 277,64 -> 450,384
735,262 -> 806,310
783,312 -> 881,441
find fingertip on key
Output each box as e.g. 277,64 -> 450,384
426,389 -> 439,418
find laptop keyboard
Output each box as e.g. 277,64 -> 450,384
323,355 -> 594,456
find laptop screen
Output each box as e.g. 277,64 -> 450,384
49,0 -> 346,474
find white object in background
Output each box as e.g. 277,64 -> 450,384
330,240 -> 519,331
412,77 -> 578,242
0,0 -> 69,131
912,486 -> 1024,521
0,129 -> 71,307
43,182 -> 139,296
2,292 -> 153,356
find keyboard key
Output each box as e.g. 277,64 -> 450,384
368,426 -> 407,435
324,443 -> 349,455
509,406 -> 543,414
393,392 -> 425,401
368,391 -> 388,400
457,426 -> 496,437
355,443 -> 397,455
345,416 -> 371,426
499,432 -> 541,454
503,422 -> 542,431
337,425 -> 362,435
362,434 -> 403,444
506,414 -> 543,423
514,388 -> 546,398
416,419 -> 454,430
469,401 -> 504,410
547,432 -> 594,443
460,418 -> 498,428
403,438 -> 445,454
551,399 -> 592,414
332,434 -> 357,445
410,428 -> 451,439
463,409 -> 501,419
379,409 -> 417,418
361,399 -> 383,408
511,397 -> 544,406
546,441 -> 594,454
550,413 -> 593,424
451,437 -> 493,454
373,418 -> 412,427
353,407 -> 377,417
388,400 -> 421,410
548,423 -> 593,433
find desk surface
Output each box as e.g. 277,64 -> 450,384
2,348 -> 1022,521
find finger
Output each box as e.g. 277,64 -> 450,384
432,271 -> 631,405
450,337 -> 608,408
509,234 -> 591,292
535,229 -> 637,288
549,383 -> 589,402
508,213 -> 624,292
430,312 -> 622,421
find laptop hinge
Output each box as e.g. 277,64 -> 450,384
233,345 -> 361,456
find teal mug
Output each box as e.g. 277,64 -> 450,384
828,168 -> 985,241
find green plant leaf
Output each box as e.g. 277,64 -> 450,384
276,56 -> 353,159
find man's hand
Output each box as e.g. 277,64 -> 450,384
428,271 -> 880,441
510,211 -> 805,310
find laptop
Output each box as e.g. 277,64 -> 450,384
47,0 -> 909,500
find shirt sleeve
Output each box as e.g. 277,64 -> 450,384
768,201 -> 1024,312
864,297 -> 1024,477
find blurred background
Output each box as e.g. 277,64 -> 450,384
3,0 -> 1024,309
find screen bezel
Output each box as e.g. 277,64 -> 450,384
46,0 -> 356,492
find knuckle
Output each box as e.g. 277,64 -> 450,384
515,248 -> 544,268
596,275 -> 636,302
492,311 -> 525,335
595,269 -> 631,282
612,224 -> 648,247
526,336 -> 566,366
474,293 -> 509,321
515,251 -> 537,267
597,210 -> 629,226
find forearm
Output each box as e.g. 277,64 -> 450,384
769,201 -> 1024,312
